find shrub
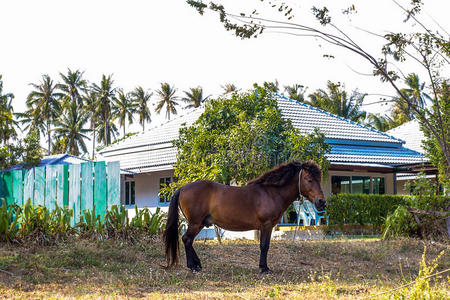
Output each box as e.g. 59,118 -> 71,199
0,199 -> 20,243
326,194 -> 408,227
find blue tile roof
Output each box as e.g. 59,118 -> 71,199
276,94 -> 405,145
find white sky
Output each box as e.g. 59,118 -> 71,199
0,0 -> 448,152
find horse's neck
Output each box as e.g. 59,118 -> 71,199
275,175 -> 300,210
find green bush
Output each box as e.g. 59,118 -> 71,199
0,201 -> 166,244
382,195 -> 449,239
327,194 -> 408,227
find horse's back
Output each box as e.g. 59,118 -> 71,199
178,181 -> 263,230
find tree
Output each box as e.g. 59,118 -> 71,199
52,102 -> 91,156
391,73 -> 429,126
308,81 -> 367,123
91,74 -> 118,145
221,83 -> 238,95
366,113 -> 395,132
84,91 -> 99,159
113,90 -> 136,135
155,83 -> 179,120
182,86 -> 210,108
25,74 -> 63,154
172,86 -> 330,188
0,75 -> 18,145
187,0 -> 450,180
22,129 -> 43,168
283,84 -> 307,102
129,86 -> 152,131
58,69 -> 87,107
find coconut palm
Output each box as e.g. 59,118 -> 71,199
25,74 -> 63,154
392,73 -> 430,125
221,83 -> 238,95
307,81 -> 367,123
283,84 -> 307,102
91,74 -> 118,145
0,75 -> 19,144
52,102 -> 91,156
366,113 -> 395,132
113,90 -> 137,135
84,91 -> 99,158
182,86 -> 210,108
58,69 -> 87,107
155,83 -> 179,120
130,86 -> 152,131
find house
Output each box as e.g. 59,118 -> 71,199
6,154 -> 91,171
99,95 -> 425,221
386,120 -> 438,194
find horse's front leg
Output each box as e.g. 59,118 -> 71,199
259,223 -> 273,274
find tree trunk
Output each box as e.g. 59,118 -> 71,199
92,127 -> 96,159
47,120 -> 51,155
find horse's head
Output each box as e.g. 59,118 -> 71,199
298,161 -> 326,211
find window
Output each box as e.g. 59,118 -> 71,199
331,175 -> 386,194
331,176 -> 351,194
373,177 -> 385,194
352,176 -> 371,194
125,181 -> 135,205
159,177 -> 172,203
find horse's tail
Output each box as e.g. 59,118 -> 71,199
163,189 -> 181,268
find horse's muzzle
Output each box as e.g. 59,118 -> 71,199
315,199 -> 327,211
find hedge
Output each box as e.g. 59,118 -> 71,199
327,194 -> 449,228
327,194 -> 408,227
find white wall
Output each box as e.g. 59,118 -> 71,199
124,170 -> 174,209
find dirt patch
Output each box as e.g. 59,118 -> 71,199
0,237 -> 448,299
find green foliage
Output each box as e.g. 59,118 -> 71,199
389,248 -> 447,300
382,195 -> 449,240
0,199 -> 20,243
22,129 -> 42,168
327,194 -> 408,227
170,86 -> 329,195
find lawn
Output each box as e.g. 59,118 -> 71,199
0,236 -> 448,299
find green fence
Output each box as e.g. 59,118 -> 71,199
0,161 -> 120,225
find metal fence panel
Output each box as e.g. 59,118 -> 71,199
107,161 -> 120,210
12,170 -> 23,206
34,167 -> 45,206
81,162 -> 94,214
94,161 -> 107,220
3,171 -> 13,206
45,165 -> 57,211
23,168 -> 34,204
69,164 -> 81,226
56,164 -> 69,208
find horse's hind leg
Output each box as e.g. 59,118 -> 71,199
182,223 -> 203,272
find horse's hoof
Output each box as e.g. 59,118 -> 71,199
260,268 -> 272,275
190,265 -> 202,273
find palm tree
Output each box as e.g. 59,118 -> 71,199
391,73 -> 429,126
113,90 -> 137,135
221,83 -> 237,95
307,81 -> 367,123
91,74 -> 117,146
155,83 -> 179,120
182,87 -> 210,108
58,69 -> 87,107
130,86 -> 152,131
84,91 -> 99,158
366,113 -> 395,132
283,84 -> 307,102
0,75 -> 18,144
52,102 -> 91,156
25,74 -> 63,154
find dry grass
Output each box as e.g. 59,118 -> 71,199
0,236 -> 448,299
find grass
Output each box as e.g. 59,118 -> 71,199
0,236 -> 448,299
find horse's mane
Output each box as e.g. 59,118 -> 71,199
247,160 -> 322,187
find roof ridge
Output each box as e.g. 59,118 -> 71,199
100,107 -> 203,153
275,93 -> 405,144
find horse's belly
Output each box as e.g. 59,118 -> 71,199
212,215 -> 257,231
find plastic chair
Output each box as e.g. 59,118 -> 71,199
293,200 -> 312,226
303,200 -> 328,225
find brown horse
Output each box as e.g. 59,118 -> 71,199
163,160 -> 326,274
